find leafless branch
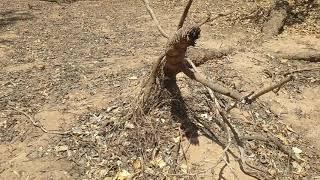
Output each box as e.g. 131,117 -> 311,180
9,107 -> 71,135
177,0 -> 193,30
283,67 -> 320,76
181,64 -> 243,100
241,133 -> 302,163
183,59 -> 294,103
247,75 -> 294,102
142,0 -> 169,38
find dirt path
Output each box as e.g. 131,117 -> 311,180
1,0 -> 319,179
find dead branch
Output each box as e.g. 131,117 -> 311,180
222,155 -> 240,180
247,75 -> 294,102
271,50 -> 320,62
142,0 -> 169,39
283,67 -> 320,76
9,107 -> 71,135
212,97 -> 268,179
183,58 -> 294,103
187,58 -> 233,169
262,0 -> 289,37
241,133 -> 303,163
177,0 -> 193,30
186,58 -> 282,178
182,65 -> 243,100
187,47 -> 232,66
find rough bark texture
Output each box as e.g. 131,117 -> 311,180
262,0 -> 290,37
164,23 -> 201,78
262,36 -> 320,62
187,47 -> 231,66
137,23 -> 201,113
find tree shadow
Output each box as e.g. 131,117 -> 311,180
163,77 -> 233,147
164,78 -> 200,145
0,10 -> 34,30
0,39 -> 13,44
162,78 -> 247,178
286,0 -> 319,25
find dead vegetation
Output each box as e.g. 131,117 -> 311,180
56,0 -> 320,179
1,0 -> 320,179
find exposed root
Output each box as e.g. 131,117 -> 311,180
241,133 -> 303,163
124,0 -> 312,179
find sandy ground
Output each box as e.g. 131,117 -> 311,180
0,0 -> 319,179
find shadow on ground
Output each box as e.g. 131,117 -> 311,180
0,10 -> 34,30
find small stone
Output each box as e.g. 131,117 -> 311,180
172,136 -> 181,143
128,76 -> 138,80
124,122 -> 135,129
55,145 -> 68,152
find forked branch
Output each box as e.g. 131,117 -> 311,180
182,60 -> 294,103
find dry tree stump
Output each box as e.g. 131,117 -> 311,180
127,0 -> 306,179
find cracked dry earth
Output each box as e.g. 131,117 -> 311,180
1,0 -> 320,179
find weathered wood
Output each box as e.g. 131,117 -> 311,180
262,0 -> 289,37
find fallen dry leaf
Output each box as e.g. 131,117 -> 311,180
151,156 -> 166,168
113,169 -> 132,180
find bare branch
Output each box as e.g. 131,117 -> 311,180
199,11 -> 233,27
177,0 -> 194,30
283,67 -> 320,76
247,75 -> 294,102
181,62 -> 243,100
183,58 -> 294,104
142,0 -> 169,39
9,107 -> 71,135
241,133 -> 303,163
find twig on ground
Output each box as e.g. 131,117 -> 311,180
212,127 -> 232,169
199,11 -> 233,26
237,145 -> 269,179
283,67 -> 320,76
247,75 -> 294,102
187,58 -> 243,179
187,58 -> 234,169
241,133 -> 302,163
142,0 -> 169,39
222,156 -> 240,180
173,131 -> 182,173
179,131 -> 189,167
9,107 -> 71,135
